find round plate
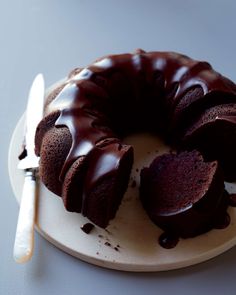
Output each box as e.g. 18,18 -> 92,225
9,114 -> 236,272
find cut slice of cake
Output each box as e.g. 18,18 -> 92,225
140,150 -> 229,241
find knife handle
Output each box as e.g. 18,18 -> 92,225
13,170 -> 37,263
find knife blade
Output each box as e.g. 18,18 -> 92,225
14,73 -> 45,263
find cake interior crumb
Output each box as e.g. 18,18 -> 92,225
81,223 -> 95,234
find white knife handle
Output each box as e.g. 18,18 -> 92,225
13,170 -> 37,263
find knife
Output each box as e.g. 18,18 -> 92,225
13,74 -> 45,263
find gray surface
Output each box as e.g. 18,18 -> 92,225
1,0 -> 236,294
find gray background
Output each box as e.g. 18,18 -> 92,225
1,0 -> 236,294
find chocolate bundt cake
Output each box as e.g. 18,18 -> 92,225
140,151 -> 229,243
34,49 -> 236,230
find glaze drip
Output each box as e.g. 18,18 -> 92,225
229,193 -> 236,207
159,232 -> 179,249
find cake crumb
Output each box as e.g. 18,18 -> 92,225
105,229 -> 111,235
18,145 -> 27,160
104,241 -> 121,252
80,223 -> 94,234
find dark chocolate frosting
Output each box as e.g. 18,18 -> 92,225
46,50 -> 236,179
35,49 -> 236,230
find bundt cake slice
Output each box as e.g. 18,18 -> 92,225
61,139 -> 133,228
140,150 -> 228,240
168,78 -> 236,143
81,140 -> 133,228
181,104 -> 236,181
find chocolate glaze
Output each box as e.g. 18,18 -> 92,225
159,211 -> 231,249
229,193 -> 236,207
37,50 -> 236,230
158,190 -> 230,248
81,141 -> 133,227
214,212 -> 230,229
46,50 -> 236,180
56,109 -> 114,179
83,144 -> 125,194
159,232 -> 179,249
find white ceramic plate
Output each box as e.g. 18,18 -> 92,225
9,114 -> 236,272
